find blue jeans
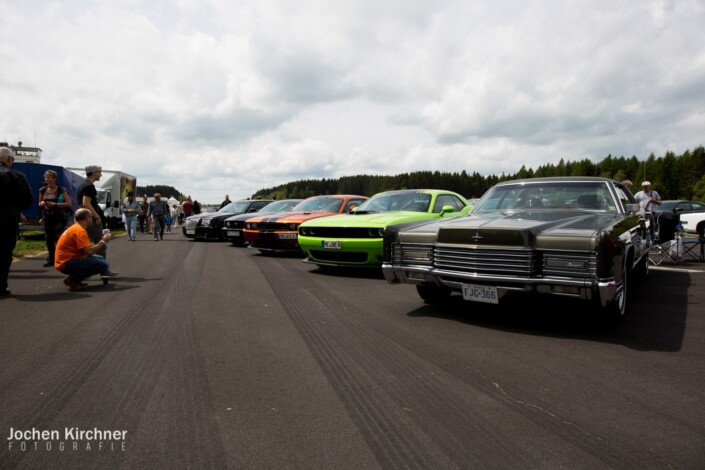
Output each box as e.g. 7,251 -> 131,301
125,215 -> 137,239
61,255 -> 110,282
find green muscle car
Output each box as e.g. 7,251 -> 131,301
298,189 -> 472,267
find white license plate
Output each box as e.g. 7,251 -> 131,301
462,284 -> 499,304
186,229 -> 195,235
278,233 -> 297,239
227,230 -> 240,236
322,240 -> 342,249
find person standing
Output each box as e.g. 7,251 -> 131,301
220,195 -> 231,209
148,193 -> 169,240
77,165 -> 107,258
122,191 -> 140,241
38,170 -> 72,266
54,208 -> 114,291
182,197 -> 193,219
138,195 -> 149,234
177,202 -> 185,225
171,203 -> 180,227
193,200 -> 201,214
634,181 -> 662,212
0,147 -> 34,297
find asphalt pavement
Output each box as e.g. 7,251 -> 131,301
1,230 -> 704,469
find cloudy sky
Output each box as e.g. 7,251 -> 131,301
2,0 -> 703,203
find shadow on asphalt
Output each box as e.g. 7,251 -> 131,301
10,284 -> 140,302
308,265 -> 385,280
405,269 -> 691,352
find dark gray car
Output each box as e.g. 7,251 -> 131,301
382,177 -> 651,319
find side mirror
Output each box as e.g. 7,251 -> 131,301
625,203 -> 640,213
440,205 -> 455,215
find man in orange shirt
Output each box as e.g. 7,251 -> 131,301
55,208 -> 115,291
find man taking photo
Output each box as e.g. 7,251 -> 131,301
54,208 -> 116,291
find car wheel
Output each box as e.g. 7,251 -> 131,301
416,284 -> 452,305
605,256 -> 629,321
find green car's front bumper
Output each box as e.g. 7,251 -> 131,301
299,236 -> 384,267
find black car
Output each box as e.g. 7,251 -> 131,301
183,199 -> 273,240
222,199 -> 303,245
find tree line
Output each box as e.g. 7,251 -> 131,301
135,185 -> 185,200
252,146 -> 705,201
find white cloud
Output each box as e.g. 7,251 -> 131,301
1,0 -> 703,203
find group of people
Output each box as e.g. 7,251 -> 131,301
0,149 -> 116,294
1,147 -> 208,296
622,179 -> 662,211
121,193 -> 201,241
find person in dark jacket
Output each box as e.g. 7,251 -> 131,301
0,147 -> 34,297
77,164 -> 107,258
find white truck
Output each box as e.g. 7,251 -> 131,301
68,168 -> 137,228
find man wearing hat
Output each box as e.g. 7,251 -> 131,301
77,164 -> 107,258
0,147 -> 34,297
634,181 -> 662,212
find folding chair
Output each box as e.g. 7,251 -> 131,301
648,211 -> 681,265
680,235 -> 705,262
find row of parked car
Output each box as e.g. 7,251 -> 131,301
182,178 -> 705,321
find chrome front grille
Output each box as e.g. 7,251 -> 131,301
433,246 -> 540,277
541,251 -> 597,278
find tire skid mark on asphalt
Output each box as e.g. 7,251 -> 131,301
121,240 -> 226,469
0,271 -> 172,469
359,309 -> 675,470
331,294 -> 668,470
258,257 -> 670,469
2,240 -> 226,469
257,257 -> 515,469
315,288 -> 672,470
291,284 -> 530,468
256,258 -> 434,469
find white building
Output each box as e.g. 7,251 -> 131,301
1,141 -> 41,163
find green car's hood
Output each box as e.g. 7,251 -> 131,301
300,211 -> 454,229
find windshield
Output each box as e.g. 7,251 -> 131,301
475,182 -> 618,214
96,190 -> 107,205
218,201 -> 252,214
354,191 -> 431,213
292,196 -> 344,213
260,199 -> 302,213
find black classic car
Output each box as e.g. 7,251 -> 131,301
183,199 -> 273,240
382,177 -> 651,318
222,199 -> 303,246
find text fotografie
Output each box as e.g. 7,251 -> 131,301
7,428 -> 127,442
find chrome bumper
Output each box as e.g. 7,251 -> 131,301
382,263 -> 619,307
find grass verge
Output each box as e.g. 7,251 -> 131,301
14,228 -> 126,261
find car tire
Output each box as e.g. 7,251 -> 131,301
605,255 -> 629,321
416,284 -> 452,305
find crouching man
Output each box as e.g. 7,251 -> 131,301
54,208 -> 116,291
